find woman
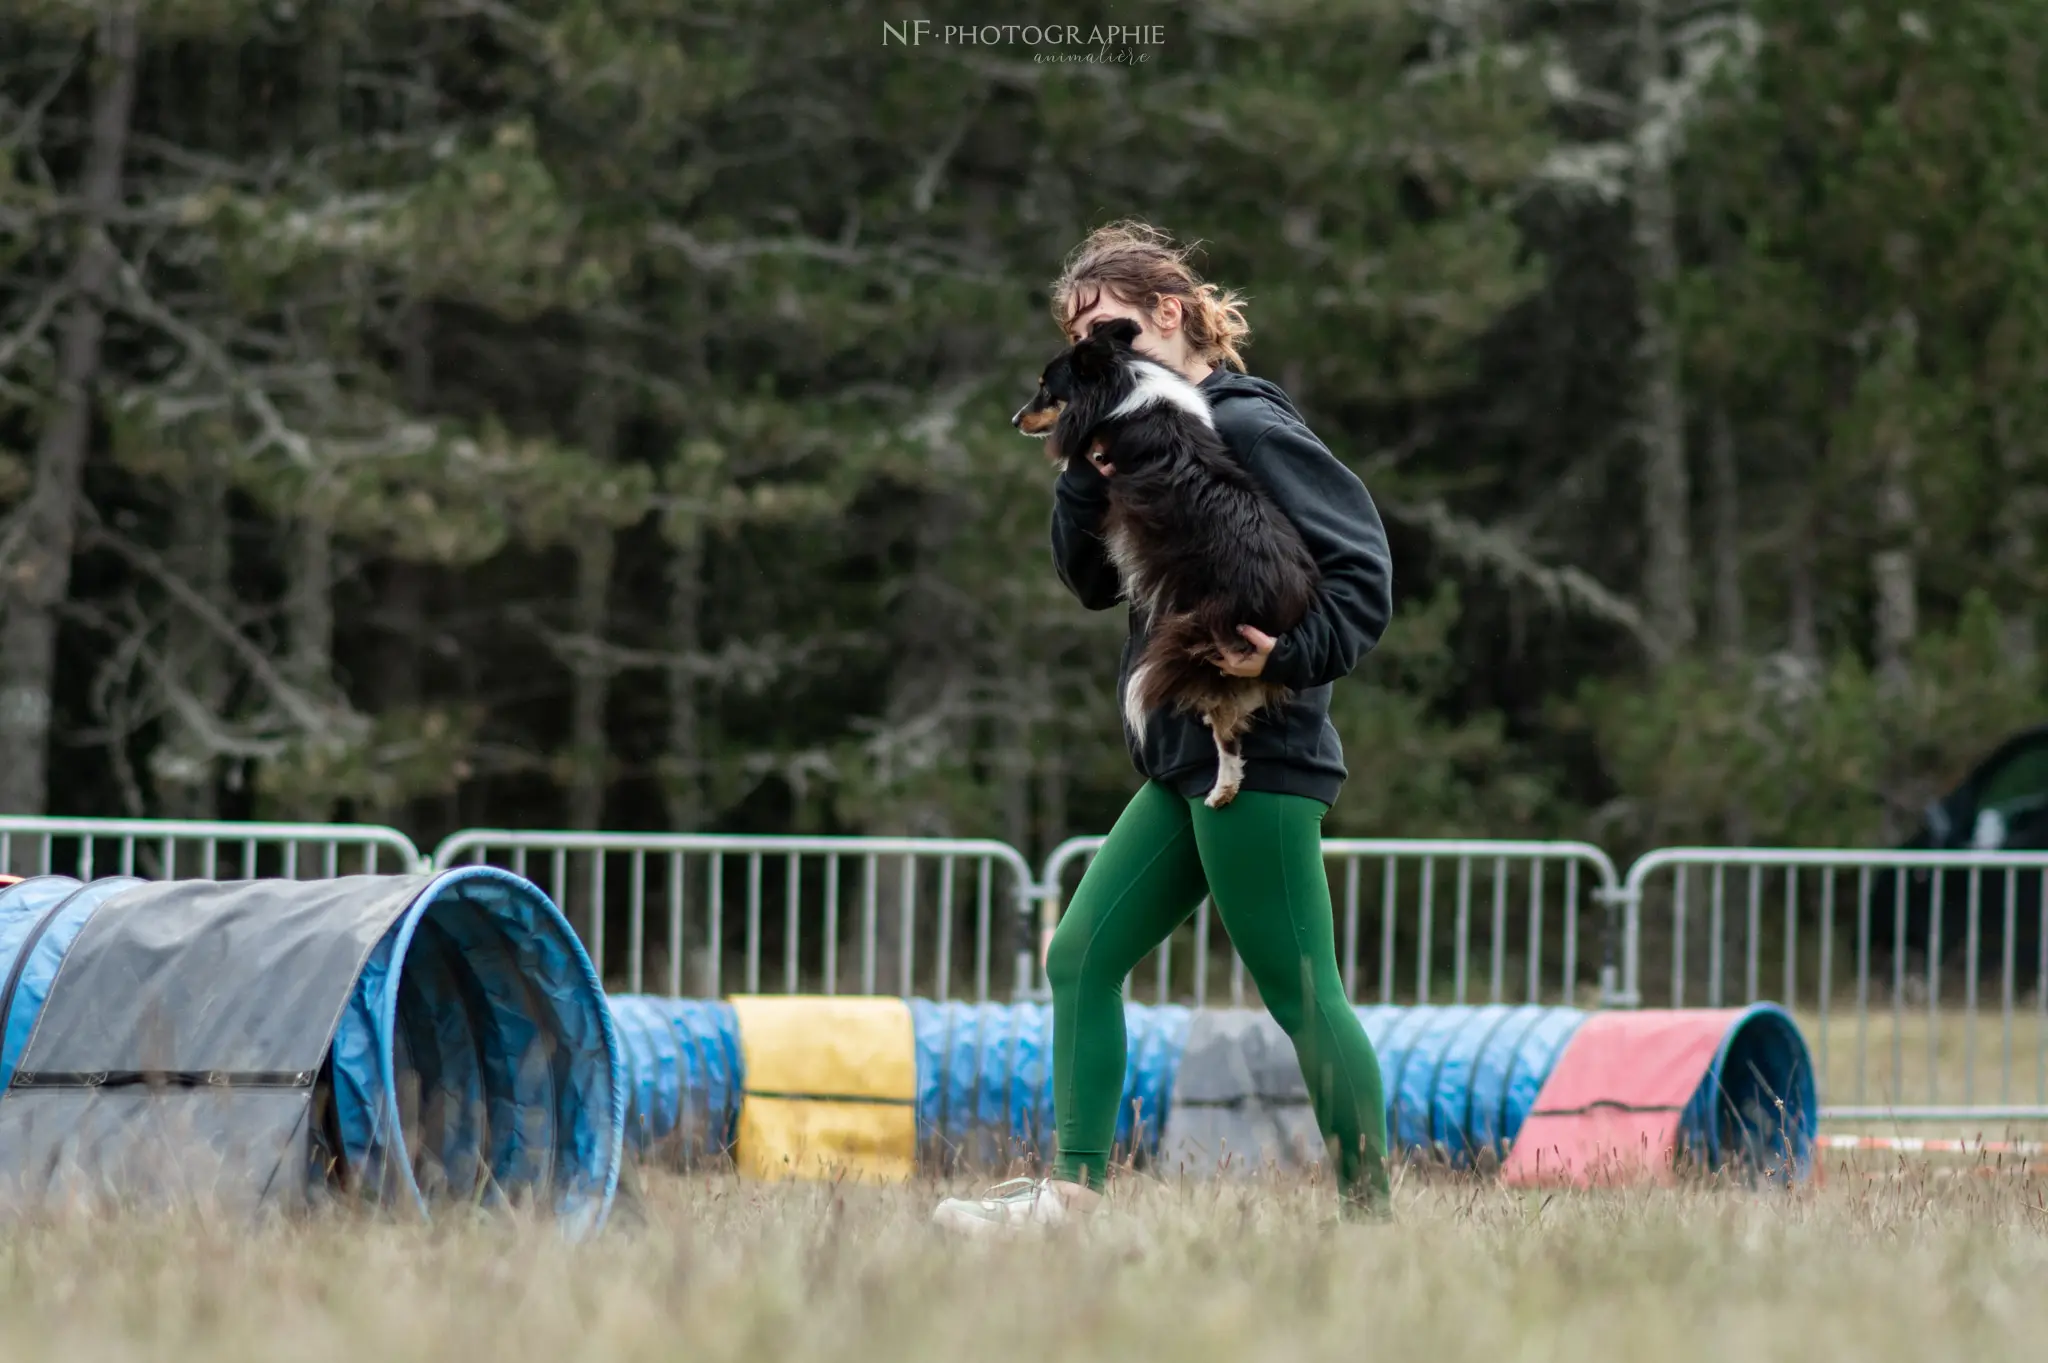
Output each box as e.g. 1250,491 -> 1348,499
933,221 -> 1396,1233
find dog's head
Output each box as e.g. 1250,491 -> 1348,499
1011,317 -> 1143,449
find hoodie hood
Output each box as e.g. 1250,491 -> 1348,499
1198,368 -> 1306,423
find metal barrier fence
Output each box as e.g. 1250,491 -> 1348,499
0,816 -> 424,881
430,830 -> 1040,1002
1623,847 -> 2048,1121
1038,836 -> 1626,1010
19,814 -> 2048,1123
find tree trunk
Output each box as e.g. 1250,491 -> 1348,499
284,504 -> 336,706
868,484 -> 969,995
1705,408 -> 1743,661
664,524 -> 706,831
1871,316 -> 1920,693
996,668 -> 1032,857
1871,514 -> 1918,692
566,376 -> 618,832
667,276 -> 711,835
567,535 -> 615,831
1993,413 -> 2041,671
155,454 -> 233,821
1631,0 -> 1695,665
1786,504 -> 1820,665
377,302 -> 433,824
1033,722 -> 1066,857
1032,668 -> 1067,996
0,1 -> 141,817
270,0 -> 352,821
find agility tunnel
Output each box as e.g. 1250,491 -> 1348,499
910,1000 -> 1191,1172
1168,1004 -> 1813,1184
608,995 -> 742,1162
0,869 -> 625,1232
1501,1003 -> 1816,1186
1163,1004 -> 1587,1178
604,996 -> 1192,1177
610,998 -> 1814,1186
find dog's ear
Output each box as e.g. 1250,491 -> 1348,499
1070,335 -> 1120,382
1089,317 -> 1142,349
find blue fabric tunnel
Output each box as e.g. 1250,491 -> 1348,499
1677,1002 -> 1818,1182
329,867 -> 626,1233
607,995 -> 743,1162
0,870 -> 624,1231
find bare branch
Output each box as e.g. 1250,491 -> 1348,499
508,604 -> 867,693
107,255 -> 318,468
0,41 -> 83,157
1385,497 -> 1657,651
79,511 -> 361,741
0,278 -> 73,376
648,225 -> 1007,286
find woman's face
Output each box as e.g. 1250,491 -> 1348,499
1064,285 -> 1191,368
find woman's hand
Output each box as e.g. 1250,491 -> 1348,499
1216,625 -> 1276,677
1087,440 -> 1114,477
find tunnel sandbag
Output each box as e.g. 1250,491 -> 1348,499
1157,1008 -> 1326,1179
731,995 -> 916,1183
1500,1005 -> 1817,1188
909,1000 -> 1191,1172
0,870 -> 625,1230
608,995 -> 741,1165
1159,1004 -> 1587,1179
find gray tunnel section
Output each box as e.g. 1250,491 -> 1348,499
1159,1004 -> 1587,1178
0,870 -> 623,1230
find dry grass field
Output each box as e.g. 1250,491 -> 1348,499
0,1162 -> 2043,1363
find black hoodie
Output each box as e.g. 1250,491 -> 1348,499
1048,367 -> 1394,807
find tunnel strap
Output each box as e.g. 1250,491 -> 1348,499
742,1088 -> 914,1106
1529,1098 -> 1685,1116
10,1069 -> 315,1089
1173,1094 -> 1311,1109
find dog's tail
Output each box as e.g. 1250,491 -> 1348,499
1124,614 -> 1231,743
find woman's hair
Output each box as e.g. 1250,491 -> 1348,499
1049,220 -> 1252,371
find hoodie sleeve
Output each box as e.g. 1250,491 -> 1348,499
1230,410 -> 1394,690
1049,456 -> 1125,611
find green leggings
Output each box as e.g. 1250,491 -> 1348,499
1045,779 -> 1390,1211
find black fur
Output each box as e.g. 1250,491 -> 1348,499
1012,317 -> 1321,806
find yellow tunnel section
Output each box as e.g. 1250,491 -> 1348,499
730,995 -> 918,1183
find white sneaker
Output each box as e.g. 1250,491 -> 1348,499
930,1177 -> 1095,1236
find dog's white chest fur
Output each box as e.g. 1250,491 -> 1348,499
1104,521 -> 1165,620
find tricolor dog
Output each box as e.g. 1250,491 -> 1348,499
1011,317 -> 1319,807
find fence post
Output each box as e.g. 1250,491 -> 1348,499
1595,881 -> 1642,1008
1013,875 -> 1044,1002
